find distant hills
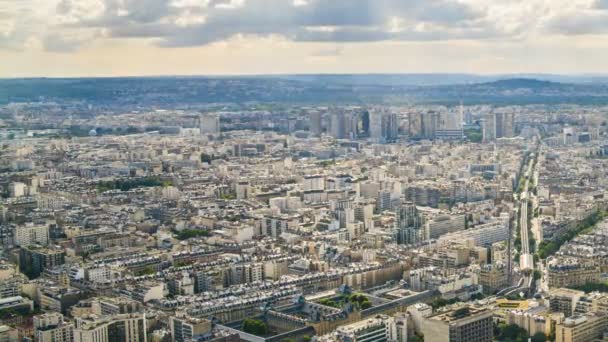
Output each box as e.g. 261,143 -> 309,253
1,75 -> 608,108
278,73 -> 608,86
476,78 -> 563,89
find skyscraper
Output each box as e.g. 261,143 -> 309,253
395,202 -> 423,245
361,110 -> 370,137
435,109 -> 463,140
482,113 -> 496,142
199,113 -> 220,135
483,112 -> 514,142
330,112 -> 346,139
330,111 -> 359,140
310,111 -> 323,136
422,111 -> 438,140
370,109 -> 399,143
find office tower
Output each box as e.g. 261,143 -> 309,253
395,202 -> 423,245
19,246 -> 65,279
463,103 -> 473,125
483,112 -> 514,142
408,112 -> 423,138
435,110 -> 463,140
74,313 -> 146,342
346,112 -> 360,139
330,111 -> 359,140
423,111 -> 438,139
370,110 -> 399,143
199,113 -> 220,135
361,110 -> 370,137
376,190 -> 393,212
495,112 -> 514,138
382,112 -> 399,142
370,110 -> 381,141
310,111 -> 322,136
330,112 -> 346,139
482,113 -> 496,142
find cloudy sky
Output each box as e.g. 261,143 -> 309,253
1,0 -> 608,77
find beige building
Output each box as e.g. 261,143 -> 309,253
555,313 -> 608,342
34,312 -> 74,342
0,326 -> 18,342
478,264 -> 508,294
548,260 -> 600,288
74,313 -> 146,342
421,305 -> 493,342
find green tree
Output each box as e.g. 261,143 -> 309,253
411,333 -> 424,342
242,318 -> 268,336
531,332 -> 547,342
174,229 -> 210,241
496,323 -> 528,341
319,298 -> 339,308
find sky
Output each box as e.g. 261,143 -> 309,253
1,0 -> 608,77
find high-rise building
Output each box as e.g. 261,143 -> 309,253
370,110 -> 398,143
330,112 -> 359,139
483,112 -> 515,142
19,246 -> 65,279
310,111 -> 323,136
435,109 -> 464,140
199,113 -> 220,135
410,111 -> 458,140
495,112 -> 515,138
395,202 -> 423,245
330,112 -> 346,139
482,113 -> 495,142
361,110 -> 370,137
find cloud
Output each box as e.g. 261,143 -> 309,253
2,0 -> 608,53
58,0 -> 490,47
543,0 -> 608,35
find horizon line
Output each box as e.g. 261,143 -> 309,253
2,72 -> 608,81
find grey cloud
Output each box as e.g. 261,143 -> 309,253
57,0 -> 491,48
545,12 -> 608,35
